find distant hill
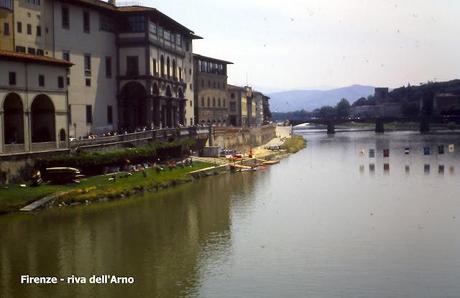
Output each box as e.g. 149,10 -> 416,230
268,85 -> 375,112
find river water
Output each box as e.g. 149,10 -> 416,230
2,131 -> 460,298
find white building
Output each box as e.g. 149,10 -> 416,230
0,0 -> 199,142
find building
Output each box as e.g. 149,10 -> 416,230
227,85 -> 243,126
0,50 -> 72,154
226,85 -> 269,127
193,54 -> 232,126
0,0 -> 199,140
432,93 -> 460,116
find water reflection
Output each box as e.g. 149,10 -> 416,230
0,174 -> 258,298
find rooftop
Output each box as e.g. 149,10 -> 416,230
61,0 -> 196,35
193,54 -> 233,65
0,50 -> 73,67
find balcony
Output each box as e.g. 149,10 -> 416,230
0,0 -> 12,10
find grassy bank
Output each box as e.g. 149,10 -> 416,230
282,135 -> 306,153
0,161 -> 211,215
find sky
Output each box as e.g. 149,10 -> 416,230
139,0 -> 460,92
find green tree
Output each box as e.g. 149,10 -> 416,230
335,98 -> 351,118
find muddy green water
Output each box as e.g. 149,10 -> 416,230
2,131 -> 460,297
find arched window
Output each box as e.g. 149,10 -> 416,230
172,59 -> 176,79
207,97 -> 210,107
212,98 -> 216,107
166,57 -> 170,78
31,95 -> 55,143
3,93 -> 25,144
160,55 -> 165,77
59,129 -> 66,141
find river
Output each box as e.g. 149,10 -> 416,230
2,131 -> 460,297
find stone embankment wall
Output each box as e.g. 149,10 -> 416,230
210,125 -> 276,151
0,150 -> 68,184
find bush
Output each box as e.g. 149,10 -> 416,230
37,138 -> 196,176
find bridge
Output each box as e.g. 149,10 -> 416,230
289,115 -> 460,134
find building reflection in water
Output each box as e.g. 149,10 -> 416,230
439,165 -> 445,175
424,164 -> 430,174
383,163 -> 390,175
369,163 -> 375,174
405,165 -> 410,174
0,173 -> 258,298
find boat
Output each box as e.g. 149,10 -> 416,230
45,167 -> 84,184
262,160 -> 280,166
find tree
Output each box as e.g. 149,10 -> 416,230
421,90 -> 434,116
335,98 -> 350,118
352,97 -> 368,107
318,106 -> 336,118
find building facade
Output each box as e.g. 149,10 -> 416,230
0,0 -> 199,140
193,54 -> 232,126
0,50 -> 72,154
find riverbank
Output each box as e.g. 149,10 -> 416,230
0,131 -> 306,216
0,162 -> 211,215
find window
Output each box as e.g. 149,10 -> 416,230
15,46 -> 25,53
126,56 -> 139,76
231,93 -> 235,99
126,15 -> 144,32
223,99 -> 226,107
213,98 -> 216,107
107,105 -> 113,124
178,67 -> 182,80
207,97 -> 210,107
3,23 -> 9,36
84,54 -> 91,76
86,105 -> 92,124
148,22 -> 157,35
9,72 -> 16,86
152,58 -> 157,74
36,25 -> 41,36
27,24 -> 32,35
85,78 -> 91,87
38,74 -> 45,87
62,51 -> 70,62
201,79 -> 204,88
62,6 -> 69,29
17,22 -> 22,33
83,11 -> 90,33
27,47 -> 35,55
58,76 -> 64,88
166,57 -> 170,77
37,49 -> 44,56
105,56 -> 112,78
160,55 -> 165,76
230,102 -> 236,112
100,14 -> 114,32
201,97 -> 204,107
218,98 -> 221,107
68,104 -> 72,124
26,0 -> 40,5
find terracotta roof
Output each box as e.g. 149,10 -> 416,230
193,54 -> 233,65
0,50 -> 73,67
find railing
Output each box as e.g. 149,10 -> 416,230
31,142 -> 57,152
0,0 -> 12,10
70,127 -> 210,149
4,144 -> 25,154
